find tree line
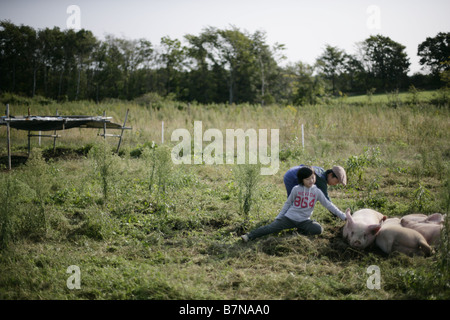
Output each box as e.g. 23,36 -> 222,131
0,20 -> 448,105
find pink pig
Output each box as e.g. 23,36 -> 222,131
375,218 -> 432,256
343,208 -> 386,249
400,213 -> 444,245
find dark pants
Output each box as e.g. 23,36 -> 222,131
248,216 -> 323,240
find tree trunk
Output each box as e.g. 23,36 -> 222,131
76,66 -> 81,100
259,56 -> 265,106
58,69 -> 64,99
228,68 -> 234,105
32,66 -> 37,97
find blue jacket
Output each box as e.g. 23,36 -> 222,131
283,165 -> 329,200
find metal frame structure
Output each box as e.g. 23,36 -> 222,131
1,104 -> 131,170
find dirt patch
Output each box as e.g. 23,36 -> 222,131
42,145 -> 92,161
0,153 -> 29,168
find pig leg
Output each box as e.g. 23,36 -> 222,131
375,233 -> 394,254
418,239 -> 432,256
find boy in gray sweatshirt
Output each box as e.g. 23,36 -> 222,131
242,166 -> 347,242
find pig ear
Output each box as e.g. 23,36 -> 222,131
368,224 -> 382,235
426,213 -> 443,223
345,209 -> 353,224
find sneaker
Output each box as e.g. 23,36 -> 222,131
241,234 -> 249,242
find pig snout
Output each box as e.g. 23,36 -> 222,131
346,227 -> 379,249
350,239 -> 363,248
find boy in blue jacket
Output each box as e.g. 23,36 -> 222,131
283,165 -> 347,200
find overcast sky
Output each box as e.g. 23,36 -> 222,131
1,0 -> 449,74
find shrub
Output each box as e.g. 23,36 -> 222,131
88,142 -> 120,203
233,164 -> 261,223
142,145 -> 175,214
345,147 -> 381,187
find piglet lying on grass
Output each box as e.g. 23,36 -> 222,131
400,213 -> 444,245
343,208 -> 386,249
375,218 -> 432,256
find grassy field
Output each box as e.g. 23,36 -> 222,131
0,90 -> 449,300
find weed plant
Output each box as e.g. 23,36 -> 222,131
142,144 -> 175,215
233,164 -> 261,225
88,141 -> 120,204
345,147 -> 381,188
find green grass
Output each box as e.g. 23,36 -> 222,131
0,93 -> 449,300
344,88 -> 449,107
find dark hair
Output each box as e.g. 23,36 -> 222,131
325,169 -> 337,178
297,166 -> 314,185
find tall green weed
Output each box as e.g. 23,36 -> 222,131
233,164 -> 261,223
142,144 -> 175,214
88,142 -> 120,204
345,147 -> 381,187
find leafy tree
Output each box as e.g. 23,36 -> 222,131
251,30 -> 285,105
440,60 -> 450,87
359,34 -> 410,90
73,29 -> 97,100
2,20 -> 448,104
285,61 -> 325,106
184,29 -> 220,103
184,26 -> 282,105
100,35 -> 127,99
159,36 -> 186,96
102,36 -> 153,99
341,53 -> 366,93
37,27 -> 65,97
315,45 -> 346,95
216,26 -> 255,104
0,21 -> 39,96
191,26 -> 257,104
131,39 -> 154,97
418,32 -> 450,75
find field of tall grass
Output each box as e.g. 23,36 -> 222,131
0,90 -> 449,301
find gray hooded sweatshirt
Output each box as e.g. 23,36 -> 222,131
276,184 -> 346,222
